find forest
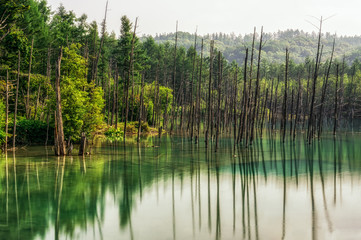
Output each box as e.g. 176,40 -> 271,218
2,0 -> 361,155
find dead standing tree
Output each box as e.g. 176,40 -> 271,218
205,40 -> 214,148
249,27 -> 263,146
170,21 -> 178,134
123,17 -> 138,141
26,37 -> 34,119
282,48 -> 289,143
54,48 -> 66,156
91,0 -> 108,85
12,51 -> 21,150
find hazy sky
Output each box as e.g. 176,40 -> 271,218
46,0 -> 361,36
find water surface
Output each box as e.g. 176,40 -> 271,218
1,134 -> 361,240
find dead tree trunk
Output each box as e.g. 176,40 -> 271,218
54,48 -> 66,156
196,39 -> 203,143
250,27 -> 263,145
124,17 -> 138,140
333,64 -> 339,135
293,75 -> 302,141
137,74 -> 144,142
215,51 -> 222,152
282,48 -> 289,143
189,30 -> 197,140
5,70 -> 9,152
307,17 -> 323,144
238,48 -> 248,144
13,51 -> 21,150
205,40 -> 214,147
91,1 -> 108,84
317,39 -> 335,139
170,21 -> 178,134
26,37 -> 34,119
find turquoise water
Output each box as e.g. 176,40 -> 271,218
0,134 -> 361,240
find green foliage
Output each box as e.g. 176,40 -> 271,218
58,44 -> 104,141
134,121 -> 150,133
104,126 -> 123,141
15,119 -> 52,145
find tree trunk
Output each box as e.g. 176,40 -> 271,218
250,27 -> 263,145
124,17 -> 138,140
282,48 -> 289,143
5,70 -> 9,152
170,21 -> 178,134
137,74 -> 144,142
205,40 -> 214,147
307,17 -> 323,144
91,1 -> 108,84
333,64 -> 339,135
26,37 -> 34,119
54,48 -> 66,156
13,51 -> 21,150
78,132 -> 87,156
215,51 -> 222,152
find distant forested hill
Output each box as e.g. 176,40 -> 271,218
141,29 -> 361,64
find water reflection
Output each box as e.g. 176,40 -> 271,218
1,135 -> 361,239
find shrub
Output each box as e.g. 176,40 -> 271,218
104,127 -> 123,141
15,119 -> 53,145
134,121 -> 150,133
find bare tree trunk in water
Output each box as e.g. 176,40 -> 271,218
13,51 -> 21,150
282,48 -> 289,143
205,40 -> 214,148
26,37 -> 34,119
124,17 -> 138,140
333,64 -> 339,135
170,21 -> 178,134
137,74 -> 144,142
250,27 -> 263,145
215,51 -> 222,152
308,17 -> 323,144
5,70 -> 8,152
54,48 -> 66,156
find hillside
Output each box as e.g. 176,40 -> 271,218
142,29 -> 361,64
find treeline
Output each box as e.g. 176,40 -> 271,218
149,29 -> 361,64
1,1 -> 361,155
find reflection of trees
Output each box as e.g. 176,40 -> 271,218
0,135 -> 360,239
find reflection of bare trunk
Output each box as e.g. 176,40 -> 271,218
172,169 -> 176,240
215,157 -> 221,240
197,151 -> 202,229
207,151 -> 212,232
252,155 -> 259,240
318,142 -> 333,232
55,157 -> 66,240
5,153 -> 8,224
191,164 -> 195,236
138,147 -> 143,200
232,157 -> 236,234
333,140 -> 337,205
281,146 -> 287,240
309,147 -> 317,240
95,210 -> 104,240
27,162 -> 33,234
13,152 -> 19,238
246,168 -> 251,239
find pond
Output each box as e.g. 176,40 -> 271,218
1,133 -> 361,240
